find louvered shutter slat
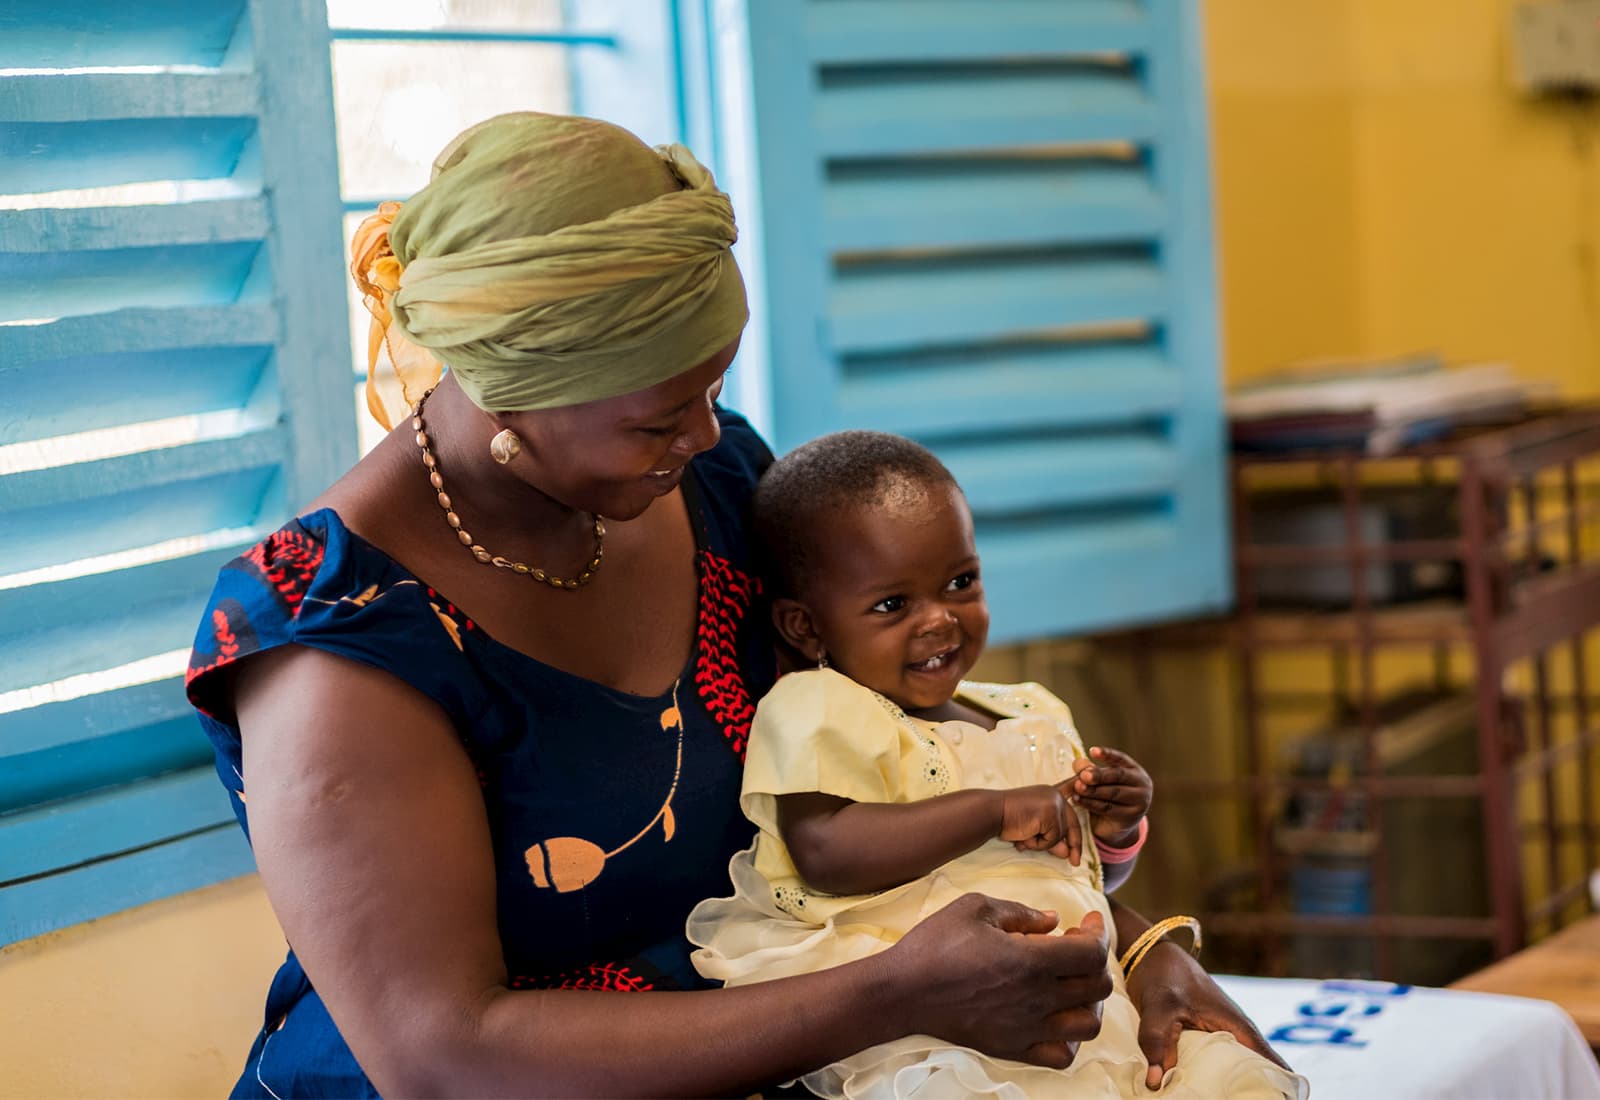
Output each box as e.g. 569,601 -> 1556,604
4,344 -> 274,445
0,303 -> 278,363
0,542 -> 261,649
805,0 -> 1153,63
0,770 -> 230,882
837,344 -> 1178,439
830,251 -> 1165,355
1,601 -> 205,699
0,119 -> 258,193
0,199 -> 270,253
0,72 -> 260,124
0,680 -> 195,792
816,64 -> 1158,159
946,434 -> 1178,517
0,1 -> 247,69
826,158 -> 1164,254
0,425 -> 286,516
0,826 -> 247,947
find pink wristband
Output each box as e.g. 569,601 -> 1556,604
1095,817 -> 1148,864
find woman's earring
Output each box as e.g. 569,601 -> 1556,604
489,428 -> 522,465
817,651 -> 829,670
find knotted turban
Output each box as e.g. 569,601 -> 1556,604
351,112 -> 748,427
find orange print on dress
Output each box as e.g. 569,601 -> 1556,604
524,682 -> 686,893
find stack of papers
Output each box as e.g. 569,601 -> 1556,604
1228,355 -> 1543,455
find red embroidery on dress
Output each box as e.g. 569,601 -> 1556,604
186,528 -> 326,696
694,550 -> 759,761
509,964 -> 655,992
241,528 -> 325,615
212,607 -> 239,662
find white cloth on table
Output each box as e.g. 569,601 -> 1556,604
1217,975 -> 1600,1100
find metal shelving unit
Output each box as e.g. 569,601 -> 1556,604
1120,409 -> 1600,981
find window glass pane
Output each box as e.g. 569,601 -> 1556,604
326,0 -> 563,32
331,40 -> 571,199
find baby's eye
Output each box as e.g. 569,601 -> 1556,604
947,571 -> 978,592
870,595 -> 906,614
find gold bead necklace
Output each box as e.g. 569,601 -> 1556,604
413,388 -> 605,590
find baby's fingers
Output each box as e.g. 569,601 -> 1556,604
1090,745 -> 1141,767
1080,765 -> 1144,789
1078,784 -> 1140,808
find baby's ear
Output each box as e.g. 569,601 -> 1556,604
771,598 -> 823,664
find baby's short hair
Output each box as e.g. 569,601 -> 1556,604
753,430 -> 958,598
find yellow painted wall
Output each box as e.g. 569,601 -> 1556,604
8,5 -> 1600,1095
1352,0 -> 1600,398
1211,0 -> 1600,399
1206,0 -> 1368,379
0,876 -> 284,1098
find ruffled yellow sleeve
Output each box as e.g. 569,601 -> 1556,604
741,668 -> 906,838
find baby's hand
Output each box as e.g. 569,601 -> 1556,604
998,783 -> 1082,865
1069,747 -> 1152,845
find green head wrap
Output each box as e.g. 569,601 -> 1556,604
379,112 -> 748,413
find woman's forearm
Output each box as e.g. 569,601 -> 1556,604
778,789 -> 1002,895
418,949 -> 901,1097
1107,896 -> 1191,977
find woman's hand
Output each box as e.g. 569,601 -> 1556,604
1069,746 -> 1152,845
886,893 -> 1112,1069
998,783 -> 1083,863
1124,941 -> 1291,1090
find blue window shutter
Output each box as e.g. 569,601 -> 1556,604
730,0 -> 1229,642
0,0 -> 353,944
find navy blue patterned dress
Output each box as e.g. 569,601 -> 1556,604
186,409 -> 776,1098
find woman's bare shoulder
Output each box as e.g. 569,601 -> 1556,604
306,430 -> 428,557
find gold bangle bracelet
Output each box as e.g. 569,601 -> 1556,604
1118,915 -> 1203,979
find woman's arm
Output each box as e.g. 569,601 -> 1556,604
777,783 -> 1083,896
238,647 -> 1113,1097
1107,899 -> 1290,1091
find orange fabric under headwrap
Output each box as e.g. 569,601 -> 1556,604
350,201 -> 443,430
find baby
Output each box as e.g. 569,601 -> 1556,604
688,431 -> 1304,1099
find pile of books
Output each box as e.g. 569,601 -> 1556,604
1228,354 -> 1546,455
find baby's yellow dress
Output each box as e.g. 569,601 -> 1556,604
687,669 -> 1307,1100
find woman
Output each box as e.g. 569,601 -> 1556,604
186,112 -> 1285,1098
